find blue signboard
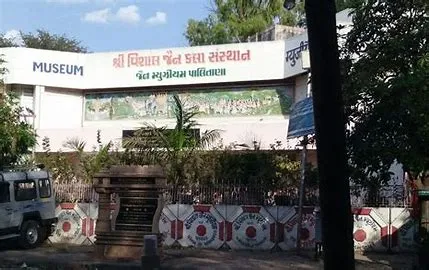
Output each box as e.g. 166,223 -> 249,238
287,97 -> 315,139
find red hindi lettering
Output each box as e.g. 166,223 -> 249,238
163,50 -> 182,65
112,54 -> 124,68
209,49 -> 250,62
184,53 -> 205,64
152,55 -> 161,66
128,53 -> 161,67
194,53 -> 205,63
163,50 -> 174,65
208,51 -> 219,63
127,53 -> 139,67
218,51 -> 226,62
241,50 -> 251,61
184,53 -> 193,64
226,50 -> 240,61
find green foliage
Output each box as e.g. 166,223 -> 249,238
181,149 -> 317,190
123,94 -> 221,186
335,0 -> 364,11
0,29 -> 87,53
184,0 -> 304,46
37,132 -> 119,183
185,15 -> 231,46
0,35 -> 15,47
213,150 -> 304,189
120,94 -> 313,188
341,0 -> 429,187
0,59 -> 37,170
0,55 -> 6,84
184,0 -> 362,46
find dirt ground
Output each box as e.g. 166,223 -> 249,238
0,243 -> 418,270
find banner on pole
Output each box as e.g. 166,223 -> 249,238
287,97 -> 315,139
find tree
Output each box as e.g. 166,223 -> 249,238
0,29 -> 87,53
0,58 -> 37,170
185,15 -> 231,46
123,94 -> 221,186
0,35 -> 16,47
184,0 -> 364,46
341,0 -> 429,191
185,0 -> 305,46
0,28 -> 87,170
335,0 -> 364,11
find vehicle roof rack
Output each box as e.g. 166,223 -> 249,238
1,164 -> 46,173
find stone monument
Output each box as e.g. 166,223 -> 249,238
93,165 -> 166,260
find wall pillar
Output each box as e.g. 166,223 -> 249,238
34,85 -> 44,130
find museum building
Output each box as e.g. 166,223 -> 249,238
0,31 -> 316,152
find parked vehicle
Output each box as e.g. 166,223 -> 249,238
0,170 -> 57,248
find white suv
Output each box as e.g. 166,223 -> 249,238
0,170 -> 57,249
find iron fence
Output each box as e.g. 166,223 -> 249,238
350,184 -> 411,208
54,183 -> 97,203
53,183 -> 410,207
164,185 -> 319,206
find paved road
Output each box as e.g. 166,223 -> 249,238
0,243 -> 417,270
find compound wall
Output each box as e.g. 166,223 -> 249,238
48,203 -> 418,252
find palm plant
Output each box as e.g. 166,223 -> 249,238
37,132 -> 117,184
123,94 -> 221,186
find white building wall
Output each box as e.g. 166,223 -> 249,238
294,75 -> 308,102
35,116 -> 293,152
30,75 -> 310,152
83,115 -> 291,149
39,87 -> 83,129
36,127 -> 121,152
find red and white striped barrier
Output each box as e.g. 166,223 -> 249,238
225,206 -> 276,250
352,208 -> 389,252
159,206 -> 177,246
279,207 -> 315,250
176,205 -> 224,249
49,203 -> 417,251
49,203 -> 88,245
390,207 -> 418,252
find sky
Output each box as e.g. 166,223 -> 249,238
0,0 -> 211,52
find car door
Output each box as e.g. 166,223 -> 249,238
0,182 -> 13,233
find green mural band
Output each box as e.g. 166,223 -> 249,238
84,88 -> 293,121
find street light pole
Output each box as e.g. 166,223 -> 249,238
296,135 -> 308,252
304,1 -> 355,269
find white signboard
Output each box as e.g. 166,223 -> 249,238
1,47 -> 86,89
1,35 -> 308,90
84,41 -> 288,89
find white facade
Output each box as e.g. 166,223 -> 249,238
1,32 -> 313,152
0,11 -> 356,153
0,10 -> 404,187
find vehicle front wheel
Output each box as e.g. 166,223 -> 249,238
19,220 -> 42,249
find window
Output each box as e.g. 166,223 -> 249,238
0,182 -> 10,203
10,84 -> 35,126
38,179 -> 51,198
14,181 -> 37,202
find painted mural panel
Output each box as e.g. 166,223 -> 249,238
84,87 -> 293,121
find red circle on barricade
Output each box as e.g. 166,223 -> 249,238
246,226 -> 257,238
196,225 -> 207,237
354,229 -> 367,242
62,222 -> 71,233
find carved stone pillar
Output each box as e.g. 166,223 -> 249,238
93,165 -> 166,260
